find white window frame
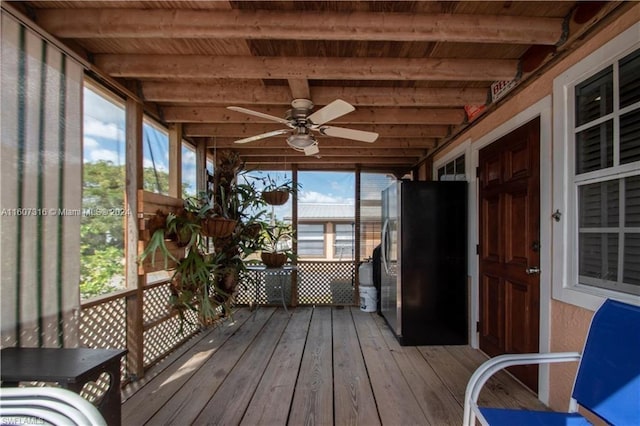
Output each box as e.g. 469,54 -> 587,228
552,22 -> 640,310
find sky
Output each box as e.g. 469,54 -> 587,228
83,84 -> 393,217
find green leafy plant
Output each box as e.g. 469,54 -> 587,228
260,220 -> 297,262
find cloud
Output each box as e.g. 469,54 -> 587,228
83,137 -> 99,149
182,147 -> 196,163
299,190 -> 353,204
84,86 -> 126,125
143,158 -> 168,172
84,118 -> 125,142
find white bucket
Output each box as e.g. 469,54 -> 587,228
360,286 -> 377,312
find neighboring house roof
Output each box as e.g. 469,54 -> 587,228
285,203 -> 382,222
294,203 -> 355,221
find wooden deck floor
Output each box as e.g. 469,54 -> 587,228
122,306 -> 547,425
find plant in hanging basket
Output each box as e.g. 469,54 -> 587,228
261,251 -> 287,268
259,220 -> 297,267
201,216 -> 237,238
261,190 -> 289,205
258,174 -> 300,206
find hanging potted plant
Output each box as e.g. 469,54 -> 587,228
260,175 -> 298,206
259,221 -> 297,268
183,191 -> 237,239
201,187 -> 237,238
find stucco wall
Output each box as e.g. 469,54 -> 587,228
548,300 -> 593,410
434,3 -> 640,411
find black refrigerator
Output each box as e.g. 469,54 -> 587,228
380,180 -> 467,345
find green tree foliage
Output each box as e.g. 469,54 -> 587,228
80,161 -> 186,299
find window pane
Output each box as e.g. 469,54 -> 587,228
575,120 -> 613,174
437,167 -> 445,180
81,84 -> 126,300
182,142 -> 196,197
298,241 -> 325,257
620,110 -> 640,165
445,161 -> 454,175
626,175 -> 640,227
360,173 -> 395,260
579,180 -> 619,227
624,233 -> 640,287
575,66 -> 613,127
579,233 -> 619,282
334,223 -> 354,259
455,155 -> 466,175
298,224 -> 324,257
619,48 -> 640,109
143,119 -> 169,194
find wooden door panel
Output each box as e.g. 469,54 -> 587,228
505,191 -> 529,266
506,279 -> 539,391
505,280 -> 537,353
482,195 -> 502,262
480,274 -> 504,356
482,155 -> 502,188
479,117 -> 540,392
505,139 -> 531,181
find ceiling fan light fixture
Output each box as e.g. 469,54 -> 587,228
286,133 -> 317,150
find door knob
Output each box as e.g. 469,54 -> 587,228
525,266 -> 541,275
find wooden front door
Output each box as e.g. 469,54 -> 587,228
478,117 -> 541,392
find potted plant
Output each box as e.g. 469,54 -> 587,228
259,220 -> 296,267
260,175 -> 298,206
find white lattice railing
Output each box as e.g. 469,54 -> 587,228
79,280 -> 200,387
237,260 -> 357,306
79,260 -> 356,391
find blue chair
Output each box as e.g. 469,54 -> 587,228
463,299 -> 640,426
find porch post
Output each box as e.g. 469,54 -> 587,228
195,139 -> 208,194
291,164 -> 299,307
354,165 -> 361,306
125,98 -> 144,380
168,123 -> 182,198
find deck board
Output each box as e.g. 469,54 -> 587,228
372,312 -> 464,426
194,309 -> 291,425
122,307 -> 549,426
146,307 -> 275,425
333,308 -> 380,426
288,307 -> 334,426
240,307 -> 313,426
121,308 -> 253,424
351,307 -> 429,425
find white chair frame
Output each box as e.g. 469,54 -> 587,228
0,387 -> 106,426
462,352 -> 581,426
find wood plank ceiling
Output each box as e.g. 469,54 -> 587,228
14,1 -> 624,173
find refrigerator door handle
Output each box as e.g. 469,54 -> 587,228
381,218 -> 390,275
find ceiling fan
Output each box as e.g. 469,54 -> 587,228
227,99 -> 379,156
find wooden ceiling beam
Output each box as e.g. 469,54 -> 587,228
36,9 -> 564,45
205,137 -> 436,149
185,123 -> 449,138
164,106 -> 466,125
287,79 -> 310,99
240,155 -> 416,165
142,82 -> 489,107
95,55 -> 518,81
225,147 -> 428,157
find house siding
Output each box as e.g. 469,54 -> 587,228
434,4 -> 640,410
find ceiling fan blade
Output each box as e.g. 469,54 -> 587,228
233,129 -> 290,144
307,99 -> 355,126
319,126 -> 379,143
227,106 -> 290,125
304,144 -> 320,156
